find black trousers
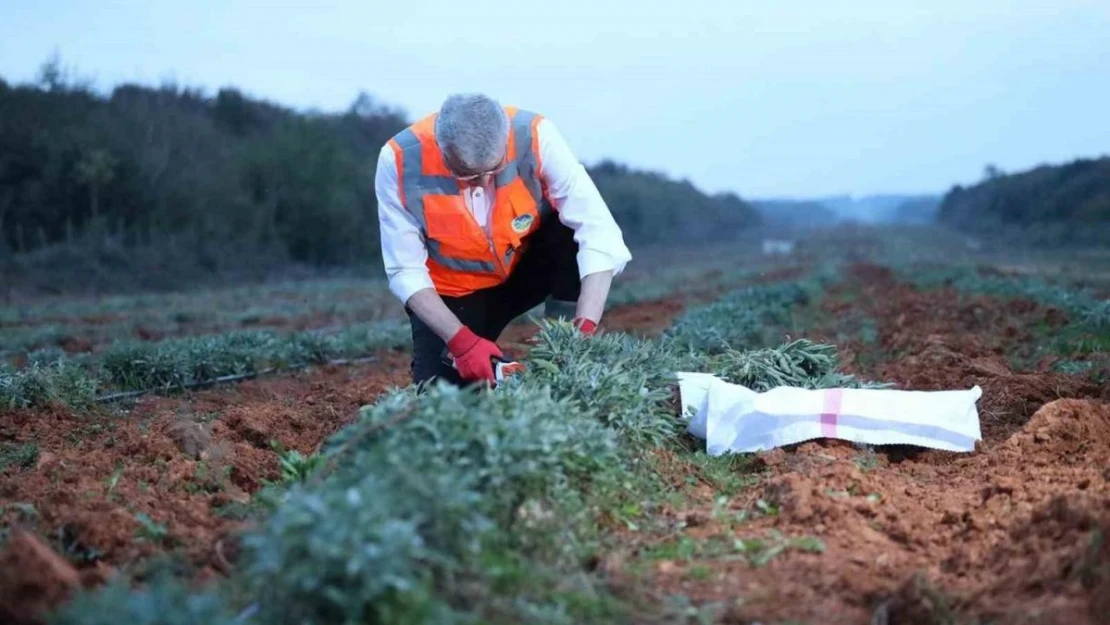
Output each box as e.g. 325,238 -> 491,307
407,215 -> 581,386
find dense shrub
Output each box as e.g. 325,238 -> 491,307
525,322 -> 685,447
243,382 -> 622,624
0,68 -> 404,267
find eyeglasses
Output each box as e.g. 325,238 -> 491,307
454,160 -> 509,182
443,144 -> 510,181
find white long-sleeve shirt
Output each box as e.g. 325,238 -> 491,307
375,118 -> 632,304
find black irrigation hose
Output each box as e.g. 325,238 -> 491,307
93,355 -> 380,404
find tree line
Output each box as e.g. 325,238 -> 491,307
0,61 -> 760,295
938,158 -> 1110,246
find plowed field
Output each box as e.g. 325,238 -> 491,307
2,249 -> 1108,624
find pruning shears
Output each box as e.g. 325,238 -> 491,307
440,348 -> 525,384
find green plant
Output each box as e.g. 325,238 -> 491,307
50,577 -> 236,625
754,499 -> 780,517
2,318 -> 410,410
0,361 -> 98,410
271,443 -> 327,484
242,381 -> 624,625
105,463 -> 124,499
854,447 -> 880,472
733,531 -> 825,567
0,442 -> 40,472
190,461 -> 232,493
684,452 -> 760,497
133,513 -> 169,544
524,321 -> 684,447
705,339 -> 887,391
667,282 -> 814,352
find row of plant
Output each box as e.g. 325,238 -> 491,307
606,264 -> 755,307
1,267 -> 708,358
1,265 -> 809,410
665,267 -> 840,351
1,277 -> 393,323
901,264 -> 1110,379
0,320 -> 410,410
904,265 -> 1110,328
46,274 -> 871,624
1,279 -> 401,356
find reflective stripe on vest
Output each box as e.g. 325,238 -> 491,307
392,109 -> 551,276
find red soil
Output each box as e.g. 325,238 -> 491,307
0,298 -> 689,624
829,263 -> 1106,442
634,399 -> 1109,624
5,264 -> 1108,624
0,350 -> 410,625
619,263 -> 1110,624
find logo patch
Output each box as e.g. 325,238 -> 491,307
511,214 -> 534,233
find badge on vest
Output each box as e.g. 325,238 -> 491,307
511,214 -> 534,233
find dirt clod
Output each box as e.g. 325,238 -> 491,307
166,417 -> 213,459
0,530 -> 81,625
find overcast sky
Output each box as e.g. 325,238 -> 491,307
3,1 -> 1108,198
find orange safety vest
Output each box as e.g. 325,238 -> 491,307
388,106 -> 552,297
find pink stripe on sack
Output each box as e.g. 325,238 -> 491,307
821,389 -> 843,438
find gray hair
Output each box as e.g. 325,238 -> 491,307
435,94 -> 509,175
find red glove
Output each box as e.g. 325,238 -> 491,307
573,318 -> 598,336
446,327 -> 503,384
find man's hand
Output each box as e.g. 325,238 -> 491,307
447,327 -> 503,384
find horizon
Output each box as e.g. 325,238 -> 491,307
3,1 -> 1108,200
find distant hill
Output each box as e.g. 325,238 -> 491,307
753,194 -> 940,228
588,160 -> 761,245
937,157 -> 1110,245
817,194 -> 940,224
751,199 -> 839,229
892,196 -> 941,224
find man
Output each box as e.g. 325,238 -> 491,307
375,93 -> 632,386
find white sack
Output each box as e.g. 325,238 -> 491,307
677,373 -> 982,455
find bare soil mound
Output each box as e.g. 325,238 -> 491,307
636,398 -> 1109,624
